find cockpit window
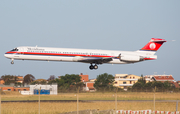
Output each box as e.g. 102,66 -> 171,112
10,48 -> 19,51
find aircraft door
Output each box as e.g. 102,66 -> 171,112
111,53 -> 114,57
20,48 -> 24,55
17,47 -> 24,55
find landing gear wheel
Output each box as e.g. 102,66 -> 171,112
11,61 -> 14,64
94,65 -> 98,69
89,64 -> 98,70
89,65 -> 94,70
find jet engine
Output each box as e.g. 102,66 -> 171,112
119,54 -> 144,62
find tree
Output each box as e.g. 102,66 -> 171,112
47,74 -> 82,92
60,74 -> 82,92
15,82 -> 22,86
30,81 -> 38,85
163,81 -> 171,89
41,80 -> 47,84
132,82 -> 144,90
138,74 -> 146,85
144,82 -> 153,91
48,79 -> 57,84
60,74 -> 81,86
23,74 -> 35,84
1,75 -> 16,85
131,74 -> 146,91
47,75 -> 56,81
152,81 -> 164,88
94,73 -> 114,92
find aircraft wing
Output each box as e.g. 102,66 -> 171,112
78,57 -> 113,64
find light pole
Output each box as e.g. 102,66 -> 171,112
0,87 -> 2,114
154,86 -> 156,114
176,100 -> 178,111
77,86 -> 80,114
115,87 -> 118,114
39,86 -> 41,114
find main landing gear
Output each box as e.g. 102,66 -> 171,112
89,64 -> 98,70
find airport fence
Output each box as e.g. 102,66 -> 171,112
60,109 -> 112,114
1,89 -> 180,114
59,110 -> 180,114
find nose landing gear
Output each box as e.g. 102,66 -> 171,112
89,64 -> 98,70
11,59 -> 14,64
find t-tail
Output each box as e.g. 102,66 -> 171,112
140,38 -> 166,51
135,38 -> 166,61
137,38 -> 166,54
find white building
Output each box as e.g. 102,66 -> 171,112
21,84 -> 58,95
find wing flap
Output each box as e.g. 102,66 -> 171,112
78,57 -> 113,64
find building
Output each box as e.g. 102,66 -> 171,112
144,75 -> 180,88
177,81 -> 180,85
144,75 -> 154,82
144,75 -> 175,82
7,76 -> 24,83
0,85 -> 30,91
114,74 -> 141,90
79,73 -> 96,92
15,76 -> 24,83
89,79 -> 96,82
21,84 -> 58,95
170,81 -> 180,88
0,75 -> 24,85
0,75 -> 30,92
83,82 -> 96,92
0,79 -> 5,85
153,75 -> 174,82
79,73 -> 89,82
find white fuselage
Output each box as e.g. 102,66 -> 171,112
4,46 -> 157,64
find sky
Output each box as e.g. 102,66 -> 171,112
0,1 -> 180,80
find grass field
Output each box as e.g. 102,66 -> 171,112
0,92 -> 180,114
1,102 -> 179,114
1,91 -> 180,101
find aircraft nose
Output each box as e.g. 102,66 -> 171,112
4,53 -> 8,58
4,52 -> 11,58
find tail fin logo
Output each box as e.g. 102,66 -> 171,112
141,38 -> 166,51
149,43 -> 156,49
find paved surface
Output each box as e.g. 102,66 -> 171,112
1,100 -> 180,103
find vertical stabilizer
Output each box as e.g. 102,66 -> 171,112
140,38 -> 166,51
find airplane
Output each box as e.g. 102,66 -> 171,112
4,38 -> 166,70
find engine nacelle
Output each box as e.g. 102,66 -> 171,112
119,54 -> 144,62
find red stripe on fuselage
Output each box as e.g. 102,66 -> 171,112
6,51 -> 113,58
144,58 -> 156,60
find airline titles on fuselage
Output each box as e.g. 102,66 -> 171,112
27,47 -> 108,56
